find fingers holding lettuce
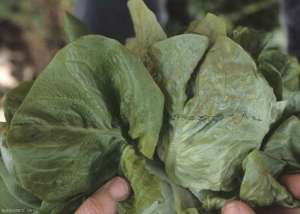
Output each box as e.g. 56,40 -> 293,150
75,177 -> 130,214
77,174 -> 300,214
222,174 -> 300,214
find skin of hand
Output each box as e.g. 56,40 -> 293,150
221,174 -> 300,214
75,177 -> 130,214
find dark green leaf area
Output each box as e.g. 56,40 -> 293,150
262,116 -> 300,173
6,35 -> 164,202
0,156 -> 41,209
240,149 -> 300,208
257,60 -> 283,101
0,175 -> 33,213
38,193 -> 92,214
259,50 -> 300,116
118,146 -> 164,214
232,27 -> 271,59
258,50 -> 300,91
0,122 -> 7,147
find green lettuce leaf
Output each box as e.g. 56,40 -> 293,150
2,1 -> 299,211
258,50 -> 300,116
231,27 -> 271,59
152,35 -> 282,194
118,145 -> 164,214
5,35 -> 164,203
127,0 -> 167,78
190,186 -> 239,212
118,146 -> 201,214
282,89 -> 300,115
262,116 -> 300,173
38,194 -> 89,214
0,156 -> 41,209
63,11 -> 94,42
258,50 -> 300,91
240,149 -> 300,208
186,13 -> 226,46
0,174 -> 36,214
0,122 -> 41,211
257,60 -> 283,101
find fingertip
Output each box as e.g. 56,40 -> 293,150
221,201 -> 240,214
75,177 -> 131,214
107,177 -> 130,201
222,201 -> 255,214
280,174 -> 300,199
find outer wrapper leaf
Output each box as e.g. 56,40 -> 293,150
6,35 -> 164,202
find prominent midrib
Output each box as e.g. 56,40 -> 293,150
11,124 -> 123,137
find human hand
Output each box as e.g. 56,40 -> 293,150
75,177 -> 130,214
221,174 -> 300,214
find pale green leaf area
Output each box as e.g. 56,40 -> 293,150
152,34 -> 281,194
5,35 -> 164,202
186,13 -> 227,46
128,0 -> 167,50
63,11 -> 94,42
240,149 -> 300,208
190,186 -> 239,212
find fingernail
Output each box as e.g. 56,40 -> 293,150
222,202 -> 240,214
108,177 -> 130,200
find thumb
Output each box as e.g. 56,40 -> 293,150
221,201 -> 255,214
75,177 -> 130,214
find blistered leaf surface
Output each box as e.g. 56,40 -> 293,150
6,35 -> 164,201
